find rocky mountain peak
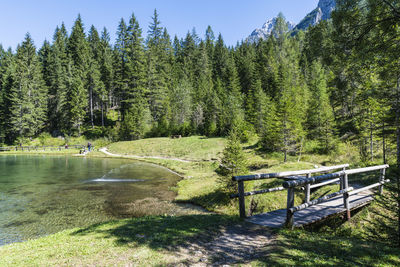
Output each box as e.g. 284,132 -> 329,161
247,17 -> 295,43
317,0 -> 336,21
248,0 -> 336,42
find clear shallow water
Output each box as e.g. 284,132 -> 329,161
0,155 -> 180,246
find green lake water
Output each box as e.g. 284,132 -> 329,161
0,155 -> 181,246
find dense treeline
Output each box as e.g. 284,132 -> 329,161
0,4 -> 398,164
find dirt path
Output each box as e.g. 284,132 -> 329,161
175,223 -> 274,266
99,147 -> 192,163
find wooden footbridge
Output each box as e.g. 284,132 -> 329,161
231,164 -> 390,228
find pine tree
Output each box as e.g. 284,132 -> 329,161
275,58 -> 307,161
47,24 -> 69,133
6,34 -> 48,142
114,18 -> 129,113
98,27 -> 114,126
87,25 -> 105,128
217,121 -> 248,193
38,40 -> 52,89
259,96 -> 280,152
66,15 -> 89,135
192,41 -> 212,133
146,10 -> 171,135
306,60 -> 335,153
0,48 -> 14,143
170,78 -> 192,135
119,13 -> 149,140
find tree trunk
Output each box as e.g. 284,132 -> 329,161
90,86 -> 94,128
370,111 -> 373,161
101,100 -> 104,127
396,73 -> 400,247
383,121 -> 386,164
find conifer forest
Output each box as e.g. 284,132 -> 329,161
0,0 -> 399,165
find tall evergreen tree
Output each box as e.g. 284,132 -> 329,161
5,34 -> 47,142
119,13 -> 149,140
0,48 -> 14,143
306,60 -> 335,152
114,18 -> 129,112
47,24 -> 69,133
146,10 -> 170,134
98,27 -> 114,126
87,25 -> 105,128
66,15 -> 89,135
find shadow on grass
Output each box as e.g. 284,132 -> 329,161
177,188 -> 233,211
71,214 -> 272,265
258,228 -> 400,266
73,214 -> 231,249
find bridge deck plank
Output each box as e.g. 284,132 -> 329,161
246,190 -> 374,228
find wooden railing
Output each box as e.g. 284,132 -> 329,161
282,164 -> 389,227
231,164 -> 349,218
0,145 -> 88,152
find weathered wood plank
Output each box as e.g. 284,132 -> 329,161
379,168 -> 386,194
233,164 -> 349,181
344,164 -> 389,175
283,164 -> 389,188
309,178 -> 340,189
305,173 -> 311,203
247,190 -> 374,228
230,186 -> 284,198
238,181 -> 246,218
290,187 -> 353,213
283,172 -> 342,188
348,179 -> 390,196
286,187 -> 295,227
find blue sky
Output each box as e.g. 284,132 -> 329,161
0,0 -> 319,50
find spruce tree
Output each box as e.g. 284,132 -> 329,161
0,48 -> 14,143
66,15 -> 89,135
218,121 -> 248,193
146,10 -> 170,135
98,27 -> 114,126
119,13 -> 149,140
170,78 -> 192,135
47,24 -> 69,133
6,34 -> 48,142
306,60 -> 335,153
87,25 -> 105,128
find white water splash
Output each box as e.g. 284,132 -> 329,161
84,164 -> 146,183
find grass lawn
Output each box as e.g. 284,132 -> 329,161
0,214 -> 238,266
108,136 -> 226,161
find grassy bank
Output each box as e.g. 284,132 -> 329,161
0,214 -> 237,266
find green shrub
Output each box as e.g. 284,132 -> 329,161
217,126 -> 248,193
83,126 -> 107,139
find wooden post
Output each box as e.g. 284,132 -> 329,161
379,168 -> 386,195
238,180 -> 246,218
286,187 -> 295,228
305,173 -> 311,203
342,173 -> 351,220
340,167 -> 346,190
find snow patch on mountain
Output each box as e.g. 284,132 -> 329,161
247,17 -> 295,43
248,0 -> 336,42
